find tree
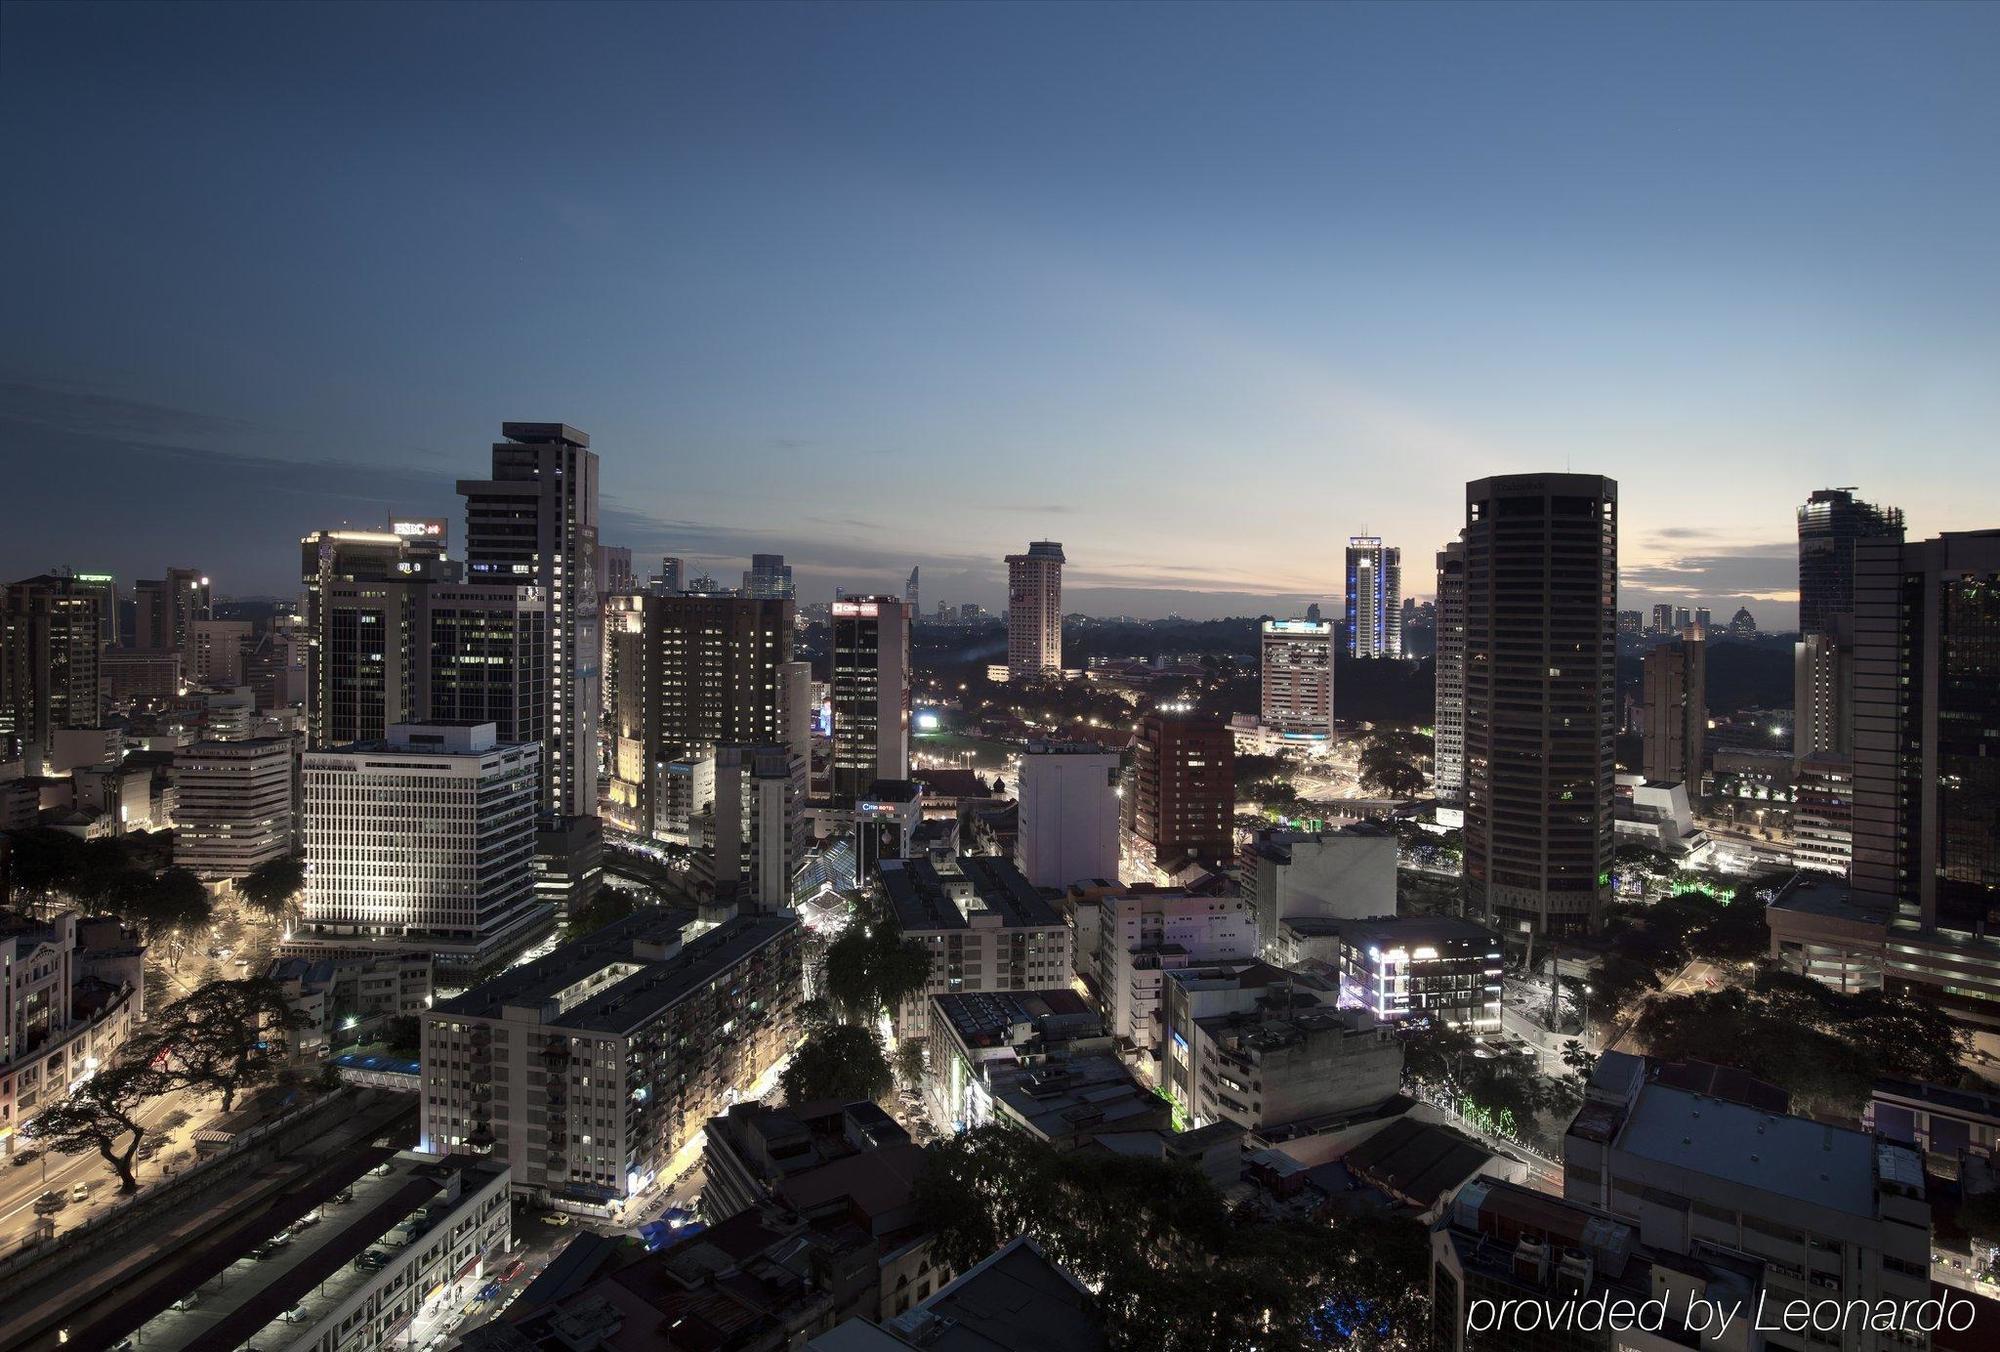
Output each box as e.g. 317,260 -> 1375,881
781,1023 -> 893,1106
894,1039 -> 927,1089
821,916 -> 934,1024
565,883 -> 644,940
140,978 -> 313,1111
1357,743 -> 1425,799
127,868 -> 214,968
916,1126 -> 1428,1352
238,854 -> 308,925
28,1064 -> 167,1192
1,828 -> 90,901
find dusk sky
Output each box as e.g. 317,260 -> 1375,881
4,3 -> 1997,621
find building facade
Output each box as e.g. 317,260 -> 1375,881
1013,741 -> 1122,890
1122,707 -> 1234,882
1345,536 -> 1402,659
295,722 -> 545,968
1,573 -> 105,772
830,596 -> 910,802
879,855 -> 1072,1037
1799,487 -> 1903,639
457,422 -> 600,822
173,736 -> 298,880
421,907 -> 803,1208
1462,474 -> 1618,941
1004,541 -> 1065,679
1434,538 -> 1467,812
1640,637 -> 1706,787
1258,619 -> 1334,741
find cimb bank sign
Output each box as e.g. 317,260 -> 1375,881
1467,1291 -> 1978,1342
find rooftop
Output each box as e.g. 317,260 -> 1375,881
934,989 -> 1099,1051
879,855 -> 1062,933
432,907 -> 796,1034
1609,1080 -> 1893,1217
1768,874 -> 1891,925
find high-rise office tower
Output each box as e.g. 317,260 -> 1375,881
173,736 -> 297,881
310,576 -> 425,748
658,556 -> 685,594
905,566 -> 920,619
597,545 -> 633,601
1672,606 -> 1692,633
1344,537 -> 1402,658
741,553 -> 794,601
421,582 -> 551,787
1462,474 -> 1618,942
459,423 -> 599,822
1794,621 -> 1853,757
703,743 -> 809,912
1640,638 -> 1706,787
1727,607 -> 1758,638
1005,541 -> 1065,679
1,573 -> 106,771
1122,707 -> 1235,882
1799,487 -> 1904,638
602,593 -> 794,839
189,618 -> 252,687
1434,539 -> 1468,809
1851,533 -> 2000,1017
135,567 -> 210,657
829,596 -> 910,802
1615,610 -> 1642,636
1258,619 -> 1333,740
63,571 -> 119,649
295,722 -> 545,967
1648,603 -> 1673,635
1693,607 -> 1712,635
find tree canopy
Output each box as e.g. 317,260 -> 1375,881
821,915 -> 934,1023
138,977 -> 312,1111
780,1022 -> 893,1106
1632,969 -> 1969,1119
238,853 -> 308,921
915,1126 -> 1429,1352
28,1064 -> 168,1192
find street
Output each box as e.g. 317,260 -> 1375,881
0,1082 -> 214,1249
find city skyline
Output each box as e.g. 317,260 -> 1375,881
6,5 -> 1999,619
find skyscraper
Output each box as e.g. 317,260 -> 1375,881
1462,474 -> 1618,942
421,582 -> 551,768
1794,621 -> 1853,757
829,596 -> 910,802
1799,487 -> 1904,638
1852,532 -> 2000,973
1,573 -> 106,771
1640,638 -> 1706,787
658,556 -> 684,593
458,422 -> 599,822
597,544 -> 633,600
135,567 -> 210,658
1434,539 -> 1468,810
741,553 -> 794,600
1005,540 -> 1065,679
1015,742 -> 1122,889
1258,619 -> 1333,740
1648,603 -> 1673,635
1344,536 -> 1402,658
602,593 -> 793,839
906,565 -> 920,620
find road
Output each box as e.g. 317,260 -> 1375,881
0,1083 -> 213,1249
1605,958 -> 1722,1054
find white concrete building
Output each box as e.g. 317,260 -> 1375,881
702,743 -> 808,912
1241,823 -> 1398,959
1259,619 -> 1334,742
1013,741 -> 1121,890
1567,1052 -> 1932,1352
1090,887 -> 1257,1052
2,913 -> 145,1156
173,735 -> 297,880
294,722 -> 545,969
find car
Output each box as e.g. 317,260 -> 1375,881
280,1304 -> 311,1323
10,1149 -> 38,1168
540,1213 -> 572,1227
293,1212 -> 321,1230
502,1259 -> 525,1281
171,1293 -> 200,1312
69,1182 -> 90,1202
331,1189 -> 354,1204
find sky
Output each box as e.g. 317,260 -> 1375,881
3,2 -> 1997,622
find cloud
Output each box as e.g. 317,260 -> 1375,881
1621,540 -> 1799,609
